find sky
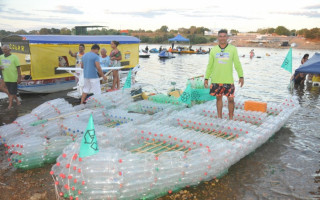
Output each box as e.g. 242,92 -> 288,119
0,0 -> 319,32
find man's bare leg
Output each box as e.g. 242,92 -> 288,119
227,96 -> 235,120
8,94 -> 13,109
0,81 -> 9,96
14,95 -> 21,105
80,93 -> 88,104
216,96 -> 223,119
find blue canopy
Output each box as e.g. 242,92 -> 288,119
168,34 -> 189,42
295,52 -> 320,74
17,35 -> 140,44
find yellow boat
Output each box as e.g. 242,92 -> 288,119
1,35 -> 140,93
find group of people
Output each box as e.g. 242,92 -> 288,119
68,41 -> 122,104
0,30 -> 316,120
291,54 -> 320,85
0,45 -> 21,110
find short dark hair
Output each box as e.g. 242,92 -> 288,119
218,29 -> 228,35
303,54 -> 309,59
79,44 -> 85,48
91,44 -> 100,50
112,41 -> 120,47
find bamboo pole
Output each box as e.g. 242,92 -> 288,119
131,142 -> 156,152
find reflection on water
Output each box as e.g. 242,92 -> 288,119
1,46 -> 320,199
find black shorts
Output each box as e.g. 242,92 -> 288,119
5,82 -> 18,95
209,83 -> 235,97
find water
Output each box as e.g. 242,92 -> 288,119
1,46 -> 319,199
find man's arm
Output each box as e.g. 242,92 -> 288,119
233,47 -> 244,87
233,48 -> 243,78
95,61 -> 107,81
17,66 -> 21,84
204,50 -> 214,88
69,50 -> 76,57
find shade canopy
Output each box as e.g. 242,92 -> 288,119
2,35 -> 140,44
168,34 -> 189,42
295,52 -> 320,74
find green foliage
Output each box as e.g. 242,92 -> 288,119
274,26 -> 290,36
257,28 -> 275,34
39,28 -> 51,35
305,28 -> 320,39
50,28 -> 60,34
15,29 -> 28,34
187,35 -> 208,44
158,25 -> 168,33
290,29 -> 296,36
297,28 -> 309,36
209,37 -> 216,42
60,28 -> 71,35
87,28 -> 120,35
230,29 -> 239,35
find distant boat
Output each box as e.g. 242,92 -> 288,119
149,48 -> 159,53
139,50 -> 150,58
158,50 -> 175,59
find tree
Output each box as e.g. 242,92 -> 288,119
50,28 -> 60,34
195,27 -> 209,34
39,28 -> 51,35
305,28 -> 320,39
257,28 -> 275,34
297,28 -> 308,36
290,29 -> 297,36
159,25 -> 168,33
274,26 -> 290,36
178,28 -> 188,34
60,27 -> 71,35
230,29 -> 239,35
15,29 -> 27,34
189,26 -> 197,35
29,30 -> 39,34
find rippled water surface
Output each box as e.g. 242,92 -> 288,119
1,46 -> 319,199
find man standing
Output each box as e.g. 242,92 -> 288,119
69,44 -> 85,68
204,29 -> 244,120
0,46 -> 9,96
0,45 -> 21,109
99,48 -> 110,73
80,44 -> 107,104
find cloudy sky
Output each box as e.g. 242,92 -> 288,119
0,0 -> 319,32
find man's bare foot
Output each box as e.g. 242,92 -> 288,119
17,101 -> 21,106
7,105 -> 12,110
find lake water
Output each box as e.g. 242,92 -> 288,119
0,45 -> 319,199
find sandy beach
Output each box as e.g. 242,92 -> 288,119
202,36 -> 320,50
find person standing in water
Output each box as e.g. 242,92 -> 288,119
249,49 -> 255,59
109,41 -> 122,90
204,29 -> 244,120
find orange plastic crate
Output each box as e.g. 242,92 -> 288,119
244,100 -> 267,113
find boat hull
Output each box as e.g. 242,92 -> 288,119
139,55 -> 150,58
18,77 -> 76,94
